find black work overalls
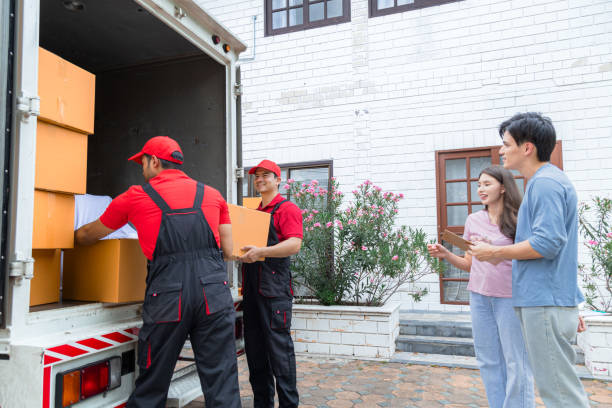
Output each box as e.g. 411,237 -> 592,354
243,200 -> 298,408
127,182 -> 241,408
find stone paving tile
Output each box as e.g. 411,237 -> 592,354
185,355 -> 611,407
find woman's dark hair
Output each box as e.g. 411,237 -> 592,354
498,112 -> 556,162
479,165 -> 522,241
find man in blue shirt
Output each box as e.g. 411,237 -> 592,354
471,112 -> 589,407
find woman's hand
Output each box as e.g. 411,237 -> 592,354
427,243 -> 451,259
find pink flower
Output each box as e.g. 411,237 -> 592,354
607,232 -> 612,238
361,246 -> 368,251
392,255 -> 399,261
287,178 -> 295,183
313,210 -> 319,214
371,205 -> 377,209
414,249 -> 420,254
283,184 -> 290,190
588,240 -> 599,246
383,232 -> 388,238
302,183 -> 307,188
399,193 -> 404,198
313,222 -> 321,228
374,186 -> 382,192
393,209 -> 399,213
311,180 -> 319,185
366,192 -> 372,197
326,222 -> 333,228
331,177 -> 336,181
364,180 -> 372,185
352,190 -> 359,195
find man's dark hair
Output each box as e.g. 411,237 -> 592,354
498,112 -> 556,162
143,153 -> 183,170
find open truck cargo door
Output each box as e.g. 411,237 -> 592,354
0,0 -> 15,336
0,0 -> 246,406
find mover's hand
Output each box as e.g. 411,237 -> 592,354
240,245 -> 264,263
577,316 -> 587,333
469,241 -> 500,263
427,243 -> 451,259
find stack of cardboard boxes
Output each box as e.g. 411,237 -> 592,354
31,48 -> 147,306
30,48 -> 94,306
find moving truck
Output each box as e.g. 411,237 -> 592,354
0,1 -> 247,406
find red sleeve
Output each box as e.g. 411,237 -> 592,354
278,202 -> 303,239
219,199 -> 230,225
99,190 -> 131,230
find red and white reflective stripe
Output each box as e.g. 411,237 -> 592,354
41,328 -> 138,408
43,328 -> 138,367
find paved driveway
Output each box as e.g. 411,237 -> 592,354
186,355 -> 612,407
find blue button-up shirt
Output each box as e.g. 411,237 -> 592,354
513,163 -> 584,307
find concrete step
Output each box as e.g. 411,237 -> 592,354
396,334 -> 475,356
399,311 -> 472,338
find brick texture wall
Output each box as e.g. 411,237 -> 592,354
199,0 -> 612,311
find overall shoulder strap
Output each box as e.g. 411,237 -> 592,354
142,183 -> 171,212
193,182 -> 205,209
271,199 -> 289,216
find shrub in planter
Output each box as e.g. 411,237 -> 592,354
287,178 -> 442,306
578,197 -> 612,312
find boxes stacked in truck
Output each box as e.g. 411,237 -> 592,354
30,48 -> 95,306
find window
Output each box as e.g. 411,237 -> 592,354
243,160 -> 333,202
369,0 -> 463,18
435,142 -> 563,305
265,0 -> 350,36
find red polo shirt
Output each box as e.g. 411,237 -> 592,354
258,194 -> 303,241
100,169 -> 231,260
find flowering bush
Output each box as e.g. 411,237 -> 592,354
578,197 -> 612,312
287,178 -> 442,306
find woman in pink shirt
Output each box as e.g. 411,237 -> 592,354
428,165 -> 534,408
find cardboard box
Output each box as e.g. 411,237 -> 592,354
242,197 -> 262,210
228,204 -> 270,261
30,249 -> 61,306
38,47 -> 95,134
33,190 -> 75,249
63,239 -> 147,303
35,121 -> 87,194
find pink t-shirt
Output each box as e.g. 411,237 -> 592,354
464,210 -> 513,298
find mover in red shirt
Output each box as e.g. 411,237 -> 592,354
75,136 -> 240,408
240,159 -> 303,408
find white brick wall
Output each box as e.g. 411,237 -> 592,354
199,0 -> 612,311
578,316 -> 612,378
291,303 -> 400,358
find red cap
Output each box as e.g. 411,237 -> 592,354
248,159 -> 281,177
128,136 -> 184,165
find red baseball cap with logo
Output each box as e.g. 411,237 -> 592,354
248,159 -> 281,177
128,136 -> 184,165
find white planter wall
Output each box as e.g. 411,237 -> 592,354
578,315 -> 612,378
291,302 -> 400,358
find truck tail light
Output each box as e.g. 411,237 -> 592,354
57,356 -> 121,407
61,371 -> 80,407
81,361 -> 109,399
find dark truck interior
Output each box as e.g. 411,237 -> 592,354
33,0 -> 228,310
40,0 -> 228,197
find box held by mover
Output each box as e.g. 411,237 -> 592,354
228,204 -> 270,261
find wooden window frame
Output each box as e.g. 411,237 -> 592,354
435,142 -> 563,305
265,0 -> 351,36
369,0 -> 463,18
